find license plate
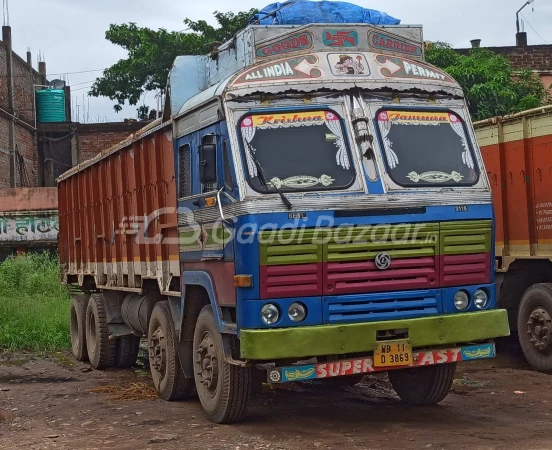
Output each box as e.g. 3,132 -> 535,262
374,340 -> 413,368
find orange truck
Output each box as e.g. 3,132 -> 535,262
476,106 -> 552,371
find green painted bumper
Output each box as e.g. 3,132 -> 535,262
239,310 -> 510,360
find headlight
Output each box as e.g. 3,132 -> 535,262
474,289 -> 489,309
261,304 -> 280,325
288,302 -> 307,323
454,290 -> 470,311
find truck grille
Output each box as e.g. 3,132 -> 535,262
258,221 -> 492,299
440,221 -> 492,287
324,225 -> 439,295
325,290 -> 440,324
260,263 -> 322,298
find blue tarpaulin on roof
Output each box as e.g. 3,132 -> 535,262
250,0 -> 400,26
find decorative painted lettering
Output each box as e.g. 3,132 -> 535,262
368,31 -> 423,57
375,54 -> 453,83
256,32 -> 313,58
234,55 -> 321,85
323,30 -> 359,48
0,214 -> 59,242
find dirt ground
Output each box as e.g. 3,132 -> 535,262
1,337 -> 551,450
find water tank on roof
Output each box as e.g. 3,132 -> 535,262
36,89 -> 66,123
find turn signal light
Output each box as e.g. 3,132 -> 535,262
234,275 -> 253,288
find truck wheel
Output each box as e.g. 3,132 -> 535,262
115,334 -> 141,369
388,363 -> 456,405
86,293 -> 116,369
148,301 -> 195,400
193,305 -> 252,424
70,294 -> 89,362
518,284 -> 552,373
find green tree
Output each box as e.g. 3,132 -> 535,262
90,10 -> 257,113
426,42 -> 550,121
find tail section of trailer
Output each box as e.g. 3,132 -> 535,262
475,106 -> 552,269
58,120 -> 180,295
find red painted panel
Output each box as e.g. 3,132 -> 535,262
439,253 -> 491,287
260,263 -> 323,299
531,134 -> 552,250
503,139 -> 531,248
324,257 -> 438,296
183,261 -> 237,306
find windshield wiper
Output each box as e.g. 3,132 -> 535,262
245,141 -> 293,210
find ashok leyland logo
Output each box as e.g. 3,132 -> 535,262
375,252 -> 392,270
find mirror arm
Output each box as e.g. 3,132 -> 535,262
217,187 -> 234,228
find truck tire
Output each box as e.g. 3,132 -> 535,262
115,334 -> 141,369
388,363 -> 456,405
518,284 -> 552,373
193,305 -> 252,424
86,293 -> 117,369
70,294 -> 90,362
148,301 -> 195,400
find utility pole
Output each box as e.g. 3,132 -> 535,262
516,0 -> 535,47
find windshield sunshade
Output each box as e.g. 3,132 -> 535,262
239,110 -> 356,193
376,110 -> 479,187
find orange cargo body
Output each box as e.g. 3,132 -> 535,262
57,119 -> 180,295
475,106 -> 552,270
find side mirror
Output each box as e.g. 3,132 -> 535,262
200,143 -> 217,183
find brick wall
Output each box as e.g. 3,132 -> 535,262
0,44 -> 8,109
0,33 -> 44,189
0,111 -> 8,188
15,126 -> 38,186
457,45 -> 552,71
77,125 -> 139,163
12,52 -> 44,125
37,121 -> 150,184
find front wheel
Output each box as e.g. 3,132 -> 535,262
518,284 -> 552,373
193,306 -> 252,424
388,363 -> 456,405
148,301 -> 195,400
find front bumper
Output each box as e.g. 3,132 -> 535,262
268,343 -> 496,383
239,309 -> 510,360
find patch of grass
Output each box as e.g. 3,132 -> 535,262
0,253 -> 70,351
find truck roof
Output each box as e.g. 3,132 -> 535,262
167,23 -> 462,120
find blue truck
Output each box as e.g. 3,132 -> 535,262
59,18 -> 510,423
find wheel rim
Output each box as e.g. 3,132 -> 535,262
149,324 -> 167,383
195,331 -> 219,397
70,308 -> 79,349
526,305 -> 552,354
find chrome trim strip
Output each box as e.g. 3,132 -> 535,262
178,191 -> 493,225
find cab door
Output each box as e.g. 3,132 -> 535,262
193,124 -> 225,260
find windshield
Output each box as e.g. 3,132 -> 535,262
376,109 -> 479,187
239,110 -> 356,193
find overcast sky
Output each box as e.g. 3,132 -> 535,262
8,0 -> 552,122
